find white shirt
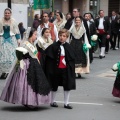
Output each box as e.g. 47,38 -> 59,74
112,15 -> 116,20
98,17 -> 104,29
37,22 -> 58,41
60,45 -> 66,65
87,21 -> 90,28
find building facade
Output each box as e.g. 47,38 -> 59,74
0,0 -> 29,28
0,0 -> 120,28
54,0 -> 120,17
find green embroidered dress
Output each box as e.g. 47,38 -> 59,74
0,18 -> 20,74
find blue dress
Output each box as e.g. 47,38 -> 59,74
0,25 -> 20,74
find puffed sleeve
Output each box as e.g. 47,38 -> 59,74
0,19 -> 3,35
12,18 -> 20,40
16,47 -> 28,60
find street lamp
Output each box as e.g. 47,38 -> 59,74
29,0 -> 33,7
94,0 -> 97,6
90,0 -> 93,6
28,0 -> 34,27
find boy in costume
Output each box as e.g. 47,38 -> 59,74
45,29 -> 76,109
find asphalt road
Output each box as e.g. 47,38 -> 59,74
0,48 -> 120,120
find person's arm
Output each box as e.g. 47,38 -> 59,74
13,20 -> 21,46
92,22 -> 97,35
37,25 -> 43,38
64,18 -> 72,30
83,18 -> 90,43
105,16 -> 111,39
54,25 -> 59,41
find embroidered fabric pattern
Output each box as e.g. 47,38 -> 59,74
27,58 -> 51,95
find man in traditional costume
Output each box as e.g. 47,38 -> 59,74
37,12 -> 58,41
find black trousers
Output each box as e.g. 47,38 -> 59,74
109,32 -> 117,49
52,68 -> 69,91
117,31 -> 120,48
105,38 -> 110,52
98,34 -> 107,48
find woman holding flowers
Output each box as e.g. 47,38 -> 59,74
0,28 -> 51,108
69,16 -> 91,78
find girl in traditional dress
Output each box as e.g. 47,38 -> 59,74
0,29 -> 51,108
53,12 -> 66,32
0,8 -> 21,79
69,16 -> 91,78
36,28 -> 53,70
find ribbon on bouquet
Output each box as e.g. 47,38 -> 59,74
83,43 -> 89,54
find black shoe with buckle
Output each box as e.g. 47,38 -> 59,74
50,102 -> 58,107
64,104 -> 73,109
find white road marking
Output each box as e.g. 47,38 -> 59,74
56,101 -> 103,106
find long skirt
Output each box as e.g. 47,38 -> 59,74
70,38 -> 90,74
112,74 -> 120,98
0,58 -> 51,106
0,36 -> 18,74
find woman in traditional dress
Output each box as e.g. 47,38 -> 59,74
69,16 -> 91,78
0,8 -> 21,79
112,62 -> 120,98
53,12 -> 66,32
36,28 -> 53,70
0,28 -> 51,108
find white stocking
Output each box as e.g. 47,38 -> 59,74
64,91 -> 70,106
100,47 -> 105,56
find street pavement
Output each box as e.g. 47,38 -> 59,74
0,48 -> 120,120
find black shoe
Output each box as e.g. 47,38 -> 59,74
105,52 -> 108,54
99,55 -> 105,59
113,48 -> 117,50
76,73 -> 81,78
50,102 -> 58,107
78,73 -> 81,78
4,73 -> 9,79
64,104 -> 73,109
0,73 -> 6,79
99,55 -> 102,59
110,47 -> 113,49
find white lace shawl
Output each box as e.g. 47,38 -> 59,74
37,36 -> 53,50
69,21 -> 86,39
0,17 -> 20,36
53,19 -> 66,32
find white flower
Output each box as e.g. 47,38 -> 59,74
112,63 -> 118,71
20,59 -> 25,69
86,43 -> 91,49
16,47 -> 28,55
91,35 -> 98,41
